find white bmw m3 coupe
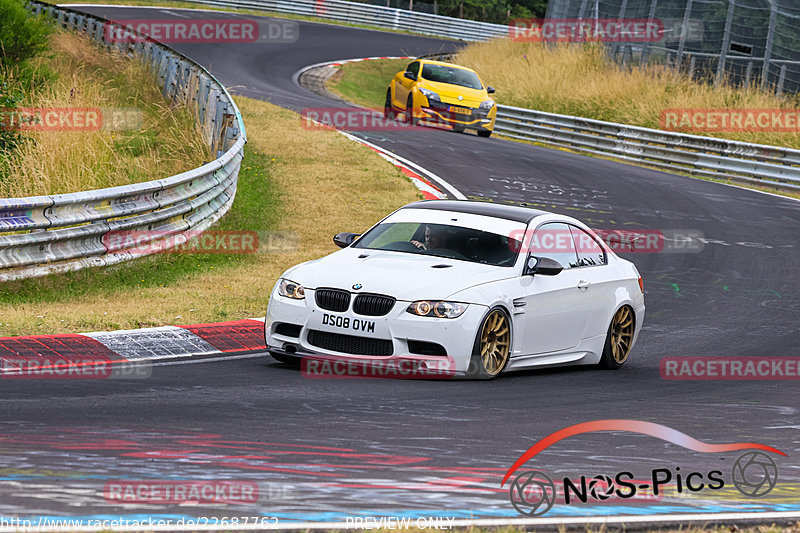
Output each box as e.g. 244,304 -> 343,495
265,200 -> 644,379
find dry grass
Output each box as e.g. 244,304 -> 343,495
454,39 -> 800,149
0,30 -> 208,197
0,95 -> 421,336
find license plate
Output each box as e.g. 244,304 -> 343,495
449,106 -> 471,115
322,313 -> 376,334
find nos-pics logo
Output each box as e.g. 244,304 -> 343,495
502,420 -> 784,517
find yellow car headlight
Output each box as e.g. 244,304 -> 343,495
418,88 -> 441,103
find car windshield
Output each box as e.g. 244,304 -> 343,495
420,64 -> 483,90
353,222 -> 519,267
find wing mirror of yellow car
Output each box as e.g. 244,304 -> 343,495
403,71 -> 417,81
486,86 -> 496,94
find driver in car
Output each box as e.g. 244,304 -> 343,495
411,224 -> 448,250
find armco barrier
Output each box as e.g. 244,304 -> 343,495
492,105 -> 800,192
0,2 -> 246,282
179,0 -> 508,41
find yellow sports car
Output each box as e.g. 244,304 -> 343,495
385,59 -> 496,137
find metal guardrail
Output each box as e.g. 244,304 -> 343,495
0,2 -> 246,282
179,0 -> 508,42
493,105 -> 800,192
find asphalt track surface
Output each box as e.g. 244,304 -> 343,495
2,6 -> 800,525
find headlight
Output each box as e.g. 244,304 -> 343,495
479,99 -> 495,110
418,88 -> 441,102
406,300 -> 467,319
278,278 -> 305,299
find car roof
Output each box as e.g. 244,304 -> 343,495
402,200 -> 550,224
417,59 -> 477,73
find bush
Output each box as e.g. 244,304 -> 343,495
0,0 -> 52,66
0,79 -> 25,154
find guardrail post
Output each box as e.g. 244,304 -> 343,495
163,57 -> 178,101
761,0 -> 777,90
777,63 -> 786,94
715,0 -> 735,87
610,0 -> 628,59
676,0 -> 694,67
744,60 -> 753,88
638,0 -> 658,65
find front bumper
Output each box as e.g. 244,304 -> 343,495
265,287 -> 487,376
418,100 -> 495,131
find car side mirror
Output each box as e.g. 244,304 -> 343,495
333,232 -> 360,248
486,86 -> 496,94
524,256 -> 563,276
403,71 -> 417,81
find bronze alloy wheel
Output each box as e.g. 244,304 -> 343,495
600,306 -> 635,369
478,309 -> 510,376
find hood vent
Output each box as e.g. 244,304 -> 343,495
431,264 -> 452,269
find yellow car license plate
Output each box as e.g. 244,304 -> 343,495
449,106 -> 471,115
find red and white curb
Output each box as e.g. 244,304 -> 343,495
0,319 -> 267,375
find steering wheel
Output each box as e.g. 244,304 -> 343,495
420,248 -> 468,260
381,241 -> 420,252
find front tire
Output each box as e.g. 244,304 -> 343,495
599,306 -> 635,369
467,307 -> 511,379
477,129 -> 492,138
405,94 -> 418,125
384,89 -> 395,120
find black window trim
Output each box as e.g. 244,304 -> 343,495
567,224 -> 608,268
406,61 -> 420,76
523,221 -> 608,272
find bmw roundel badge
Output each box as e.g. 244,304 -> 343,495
352,283 -> 362,290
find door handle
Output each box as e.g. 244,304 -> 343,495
577,280 -> 590,290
